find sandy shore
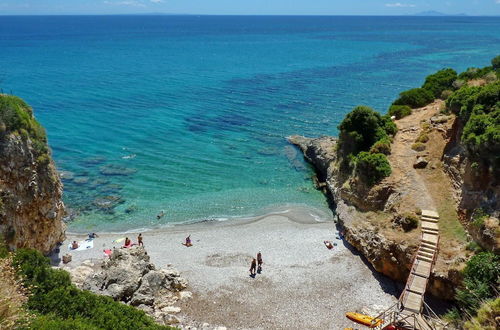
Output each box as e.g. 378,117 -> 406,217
60,208 -> 399,329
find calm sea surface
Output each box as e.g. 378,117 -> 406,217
0,16 -> 498,231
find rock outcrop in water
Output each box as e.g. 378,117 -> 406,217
0,94 -> 65,254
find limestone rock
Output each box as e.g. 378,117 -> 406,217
413,156 -> 428,169
0,131 -> 66,254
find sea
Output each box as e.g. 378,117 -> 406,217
0,15 -> 498,232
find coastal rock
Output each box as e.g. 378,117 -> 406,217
68,246 -> 188,325
0,97 -> 66,254
99,163 -> 137,176
413,156 -> 428,169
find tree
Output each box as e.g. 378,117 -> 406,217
492,55 -> 500,70
393,88 -> 434,108
422,68 -> 457,98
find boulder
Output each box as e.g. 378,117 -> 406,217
413,156 -> 428,169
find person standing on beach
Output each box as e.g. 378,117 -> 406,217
257,251 -> 263,272
138,233 -> 143,246
249,258 -> 257,276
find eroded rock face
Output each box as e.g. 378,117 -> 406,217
69,246 -> 189,326
288,135 -> 460,300
0,134 -> 65,254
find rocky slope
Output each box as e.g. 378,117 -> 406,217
0,94 -> 65,254
288,101 -> 471,300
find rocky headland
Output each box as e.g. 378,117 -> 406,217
0,94 -> 65,254
289,96 -> 499,300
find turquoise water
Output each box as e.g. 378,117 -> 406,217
0,16 -> 499,231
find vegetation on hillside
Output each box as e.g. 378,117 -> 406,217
0,94 -> 49,163
0,246 -> 173,330
337,105 -> 395,185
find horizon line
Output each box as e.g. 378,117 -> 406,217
0,13 -> 498,17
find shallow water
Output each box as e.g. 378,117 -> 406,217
0,16 -> 498,231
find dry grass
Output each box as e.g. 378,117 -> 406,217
0,256 -> 31,329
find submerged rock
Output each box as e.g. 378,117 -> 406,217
99,164 -> 137,176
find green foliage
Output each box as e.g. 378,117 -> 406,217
393,88 -> 434,108
388,105 -> 412,119
13,249 -> 171,330
466,241 -> 483,253
411,142 -> 426,151
458,66 -> 494,81
338,106 -> 396,157
492,55 -> 500,70
0,235 -> 8,258
355,152 -> 391,185
422,68 -> 457,98
456,252 -> 500,316
415,133 -> 429,143
370,138 -> 391,155
0,95 -> 47,147
440,89 -> 453,100
24,314 -> 92,330
464,297 -> 500,330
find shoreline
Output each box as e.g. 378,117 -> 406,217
60,207 -> 400,329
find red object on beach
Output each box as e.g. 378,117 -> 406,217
104,249 -> 112,256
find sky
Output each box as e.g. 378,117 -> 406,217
0,0 -> 499,16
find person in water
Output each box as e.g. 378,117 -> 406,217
249,258 -> 257,276
184,235 -> 192,247
138,233 -> 143,246
257,252 -> 263,272
157,211 -> 165,220
88,232 -> 98,240
71,241 -> 79,249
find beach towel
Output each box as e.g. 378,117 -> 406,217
68,239 -> 94,251
113,237 -> 126,243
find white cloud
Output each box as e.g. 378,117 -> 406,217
150,0 -> 163,3
103,0 -> 146,7
385,2 -> 416,7
496,0 -> 500,4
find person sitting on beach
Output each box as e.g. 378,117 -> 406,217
138,233 -> 143,246
183,235 -> 192,247
249,258 -> 257,276
123,237 -> 131,248
71,241 -> 79,250
324,240 -> 334,250
257,252 -> 263,272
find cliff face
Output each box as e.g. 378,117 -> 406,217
0,95 -> 65,254
444,120 -> 500,252
288,101 -> 471,300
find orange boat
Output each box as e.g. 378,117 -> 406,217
346,312 -> 383,328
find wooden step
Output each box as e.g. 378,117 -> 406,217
418,250 -> 434,259
419,246 -> 436,254
420,242 -> 438,250
422,229 -> 439,236
417,255 -> 434,263
421,222 -> 439,231
421,210 -> 439,219
421,216 -> 439,223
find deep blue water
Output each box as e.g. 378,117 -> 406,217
0,16 -> 499,231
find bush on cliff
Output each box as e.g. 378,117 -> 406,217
338,106 -> 396,157
388,105 -> 412,119
0,94 -> 49,158
422,68 -> 457,98
12,249 -> 172,330
392,88 -> 434,108
355,152 -> 391,185
493,55 -> 500,70
455,252 -> 500,316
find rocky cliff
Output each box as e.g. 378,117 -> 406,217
288,101 -> 471,300
0,94 -> 65,254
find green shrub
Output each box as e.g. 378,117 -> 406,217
422,68 -> 457,98
355,152 -> 391,185
415,133 -> 429,143
440,89 -> 453,100
456,252 -> 500,316
370,138 -> 391,155
393,88 -> 434,108
338,106 -> 396,157
471,208 -> 488,228
491,55 -> 500,70
388,105 -> 412,119
411,142 -> 426,151
458,66 -> 494,81
466,241 -> 483,253
464,297 -> 500,330
13,249 -> 171,330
